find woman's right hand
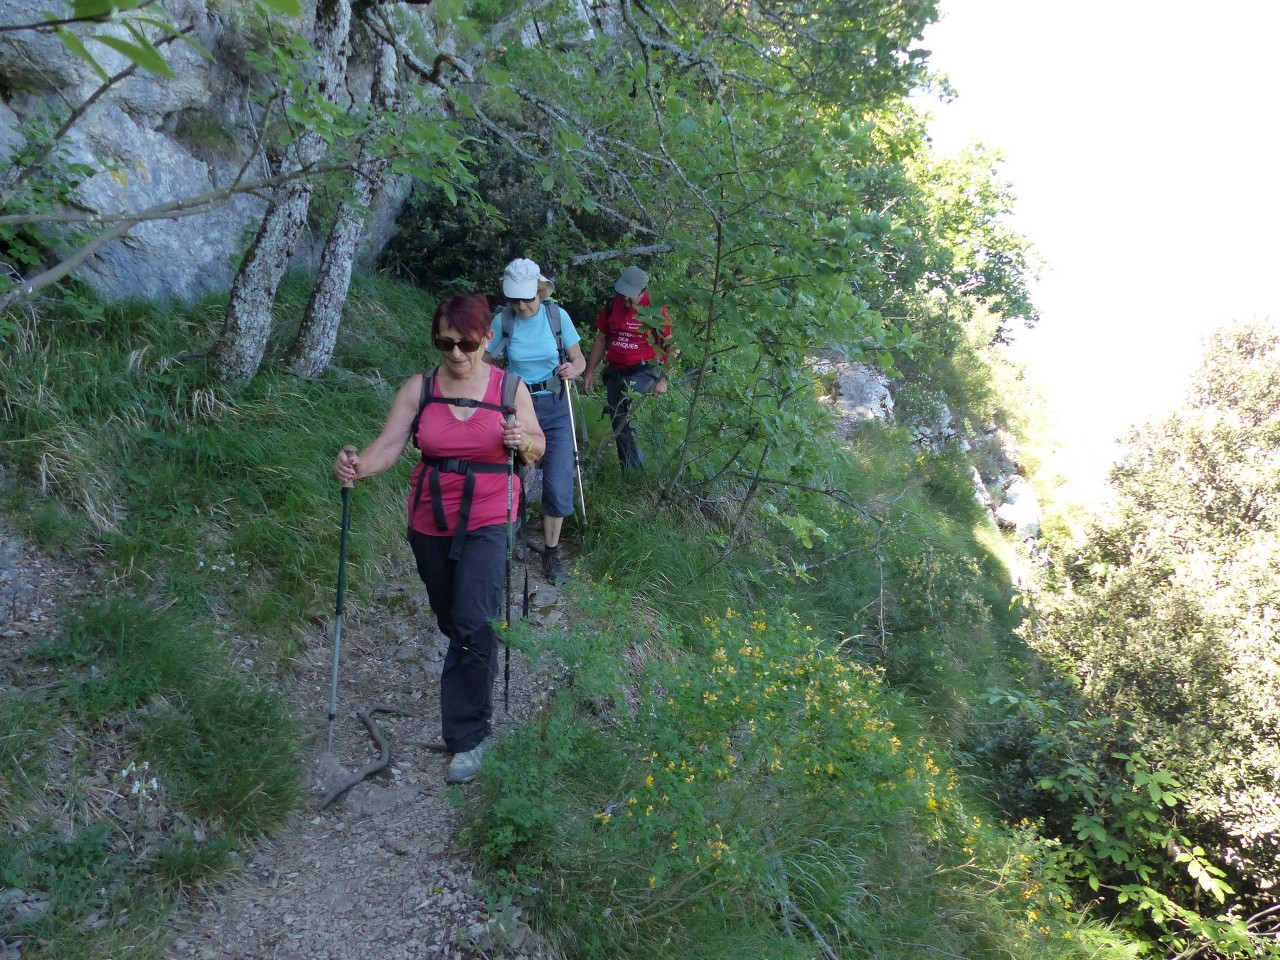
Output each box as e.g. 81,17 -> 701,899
334,446 -> 360,487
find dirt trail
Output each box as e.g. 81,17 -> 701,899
166,553 -> 568,960
0,521 -> 566,960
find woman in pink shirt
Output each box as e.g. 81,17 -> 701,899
334,293 -> 543,784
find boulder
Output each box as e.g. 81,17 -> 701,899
66,105 -> 266,302
970,466 -> 992,508
994,475 -> 1042,537
836,363 -> 894,422
913,400 -> 956,446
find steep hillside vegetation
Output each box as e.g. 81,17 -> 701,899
3,1 -> 1276,957
0,273 -> 1239,960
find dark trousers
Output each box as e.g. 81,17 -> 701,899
603,364 -> 660,470
408,523 -> 507,753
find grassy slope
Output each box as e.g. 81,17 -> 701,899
0,276 -> 1139,958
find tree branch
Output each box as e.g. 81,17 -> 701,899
1,28 -> 191,205
567,243 -> 674,266
0,217 -> 137,313
0,0 -> 164,33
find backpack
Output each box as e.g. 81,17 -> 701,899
407,367 -> 523,560
410,367 -> 521,450
500,300 -> 567,363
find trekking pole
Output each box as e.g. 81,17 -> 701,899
576,379 -> 588,445
327,447 -> 356,752
504,412 -> 516,712
518,476 -> 531,619
521,514 -> 531,620
561,365 -> 588,526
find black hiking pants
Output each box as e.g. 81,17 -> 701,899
603,363 -> 660,470
408,524 -> 506,754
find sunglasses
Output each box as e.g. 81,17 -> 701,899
434,335 -> 484,353
507,296 -> 536,305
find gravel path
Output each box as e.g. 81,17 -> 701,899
0,520 -> 567,960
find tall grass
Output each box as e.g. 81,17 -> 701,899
0,278 -> 430,956
0,276 -> 1144,958
473,381 -> 1134,958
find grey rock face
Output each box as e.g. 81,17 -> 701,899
0,0 -> 405,305
66,105 -> 268,302
994,475 -> 1042,537
0,0 -> 117,95
0,102 -> 24,167
837,363 -> 894,422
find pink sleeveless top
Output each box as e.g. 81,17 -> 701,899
407,367 -> 520,537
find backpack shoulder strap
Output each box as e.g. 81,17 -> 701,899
607,294 -> 627,334
545,301 -> 565,360
501,370 -> 522,416
501,305 -> 515,345
412,368 -> 517,450
411,369 -> 435,451
504,302 -> 566,359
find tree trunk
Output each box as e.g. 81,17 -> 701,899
287,43 -> 397,380
208,0 -> 353,385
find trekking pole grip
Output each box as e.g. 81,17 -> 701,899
340,444 -> 357,489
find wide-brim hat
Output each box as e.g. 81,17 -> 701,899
503,258 -> 548,299
615,265 -> 648,300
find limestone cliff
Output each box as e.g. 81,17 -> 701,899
0,0 -> 408,303
830,359 -> 1043,541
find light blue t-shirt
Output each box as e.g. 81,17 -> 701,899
487,302 -> 582,387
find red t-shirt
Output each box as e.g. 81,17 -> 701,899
594,292 -> 673,367
407,367 -> 519,536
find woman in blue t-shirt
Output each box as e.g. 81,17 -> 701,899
486,258 -> 587,585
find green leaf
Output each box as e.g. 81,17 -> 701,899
72,0 -> 142,18
55,26 -> 109,82
255,0 -> 303,17
540,175 -> 555,192
88,33 -> 176,77
137,17 -> 212,59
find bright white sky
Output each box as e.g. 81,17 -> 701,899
916,1 -> 1280,502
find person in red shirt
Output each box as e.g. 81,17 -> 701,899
582,265 -> 676,470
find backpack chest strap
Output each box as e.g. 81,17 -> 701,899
415,456 -> 510,560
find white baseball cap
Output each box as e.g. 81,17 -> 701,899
502,258 -> 548,299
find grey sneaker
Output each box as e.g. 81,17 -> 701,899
542,547 -> 570,585
445,743 -> 487,784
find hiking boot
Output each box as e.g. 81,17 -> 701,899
445,742 -> 487,784
542,546 -> 570,586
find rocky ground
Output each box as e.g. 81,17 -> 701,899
0,520 -> 569,960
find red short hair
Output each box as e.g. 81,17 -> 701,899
432,293 -> 492,341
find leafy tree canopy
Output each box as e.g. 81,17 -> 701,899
1024,319 -> 1280,929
